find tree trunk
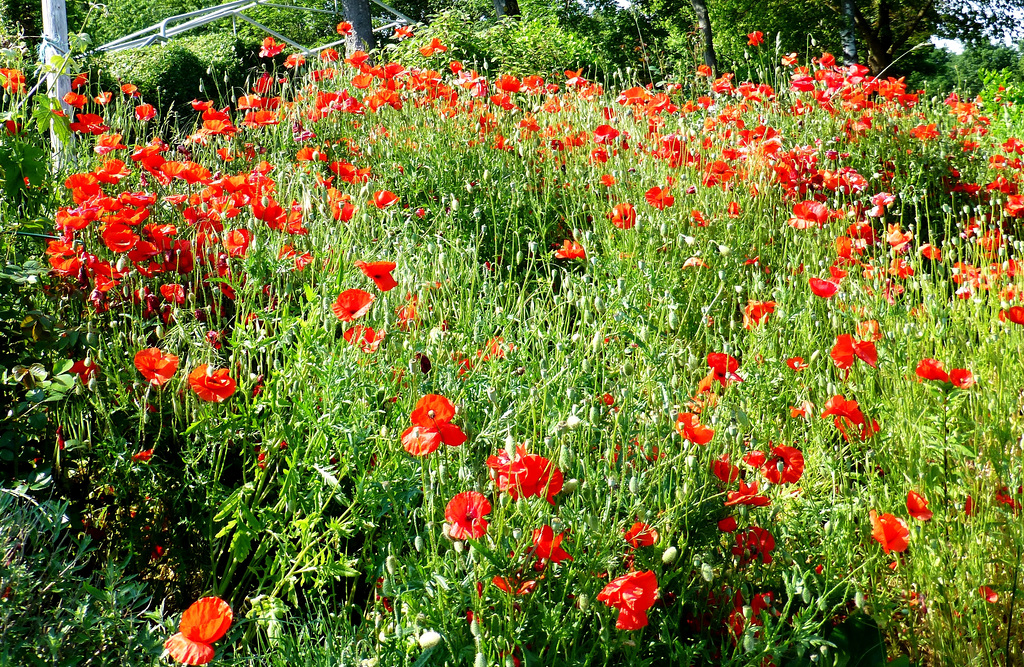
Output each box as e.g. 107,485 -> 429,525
342,0 -> 375,54
690,0 -> 717,76
841,0 -> 857,64
493,0 -> 521,18
849,1 -> 892,74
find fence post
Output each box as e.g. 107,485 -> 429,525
41,0 -> 72,162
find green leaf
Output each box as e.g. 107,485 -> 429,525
828,614 -> 887,666
231,530 -> 252,562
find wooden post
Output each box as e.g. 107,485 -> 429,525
41,0 -> 71,159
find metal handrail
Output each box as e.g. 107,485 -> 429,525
93,0 -> 412,55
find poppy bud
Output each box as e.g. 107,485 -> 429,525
418,631 -> 442,649
414,536 -> 424,552
662,546 -> 679,564
386,555 -> 398,575
577,593 -> 590,611
475,653 -> 486,667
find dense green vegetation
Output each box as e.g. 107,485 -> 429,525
3,3 -> 1024,665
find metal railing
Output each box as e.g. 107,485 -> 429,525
93,0 -> 412,54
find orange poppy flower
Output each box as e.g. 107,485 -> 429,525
608,202 -> 636,229
371,190 -> 399,209
743,300 -> 775,329
188,365 -> 236,403
164,597 -> 232,665
869,510 -> 909,554
675,412 -> 714,445
222,229 -> 252,258
554,240 -> 586,260
906,490 -> 933,521
344,325 -> 385,353
134,348 -> 179,387
332,289 -> 375,321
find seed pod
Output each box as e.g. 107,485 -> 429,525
419,631 -> 442,649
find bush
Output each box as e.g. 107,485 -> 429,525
0,488 -> 166,665
386,8 -> 618,78
94,42 -> 209,114
92,33 -> 267,114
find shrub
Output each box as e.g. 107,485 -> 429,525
0,488 -> 166,665
93,42 -> 209,114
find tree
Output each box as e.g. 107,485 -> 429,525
691,0 -> 717,74
493,0 -> 521,18
342,0 -> 375,53
817,0 -> 1024,74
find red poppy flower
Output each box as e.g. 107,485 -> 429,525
608,203 -> 637,230
486,445 -> 563,504
743,300 -> 774,329
222,229 -> 252,258
336,21 -> 353,35
786,357 -> 807,372
1000,306 -> 1024,325
164,597 -> 232,665
492,575 -> 538,596
830,334 -> 877,371
134,348 -> 179,387
418,38 -> 448,57
354,260 -> 398,291
645,186 -> 675,210
915,358 -> 949,383
675,412 -> 714,445
445,491 -> 491,539
371,190 -> 399,209
188,365 -> 236,403
949,368 -> 976,389
725,480 -> 770,507
554,240 -> 586,260
532,525 -> 572,564
761,445 -> 804,485
597,570 -> 658,630
332,289 -> 375,321
718,516 -> 738,532
259,36 -> 284,58
906,490 -> 933,521
979,586 -> 999,603
808,277 -> 839,298
624,522 -> 659,548
343,325 -> 385,353
69,359 -> 99,384
732,526 -> 774,565
401,394 -> 467,456
707,353 -> 742,388
747,31 -> 764,46
788,200 -> 830,229
711,454 -> 739,483
869,510 -> 909,554
135,104 -> 156,121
